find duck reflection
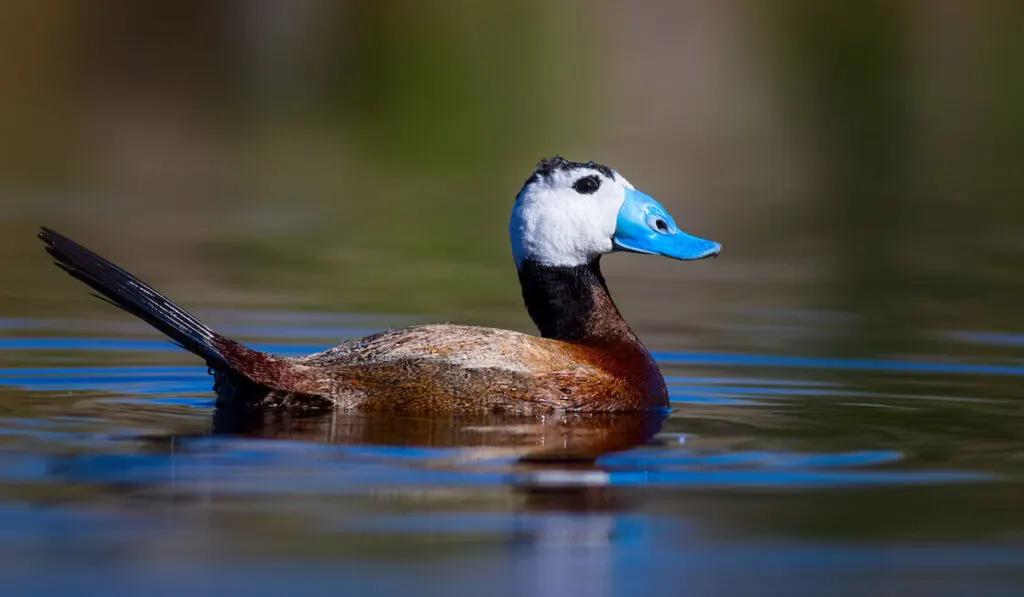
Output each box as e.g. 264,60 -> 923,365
211,406 -> 667,463
210,404 -> 655,597
51,406 -> 664,597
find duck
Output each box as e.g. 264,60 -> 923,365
38,156 -> 721,413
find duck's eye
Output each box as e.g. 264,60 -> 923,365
655,219 -> 669,232
572,175 -> 601,195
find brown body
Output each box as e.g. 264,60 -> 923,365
39,228 -> 670,413
213,323 -> 667,412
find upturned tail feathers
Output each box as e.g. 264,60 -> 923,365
37,227 -> 291,389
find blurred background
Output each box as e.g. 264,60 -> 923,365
2,0 -> 1021,357
2,3 -> 1024,596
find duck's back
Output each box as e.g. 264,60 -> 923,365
286,324 -> 644,412
306,323 -> 589,372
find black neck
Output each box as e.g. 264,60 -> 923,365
517,258 -> 639,344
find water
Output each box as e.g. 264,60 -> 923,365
1,311 -> 1023,597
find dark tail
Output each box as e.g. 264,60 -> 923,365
39,227 -> 239,372
38,228 -> 331,405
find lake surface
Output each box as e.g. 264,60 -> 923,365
1,310 -> 1023,597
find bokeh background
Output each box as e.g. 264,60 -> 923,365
2,0 -> 1021,360
2,3 -> 1024,596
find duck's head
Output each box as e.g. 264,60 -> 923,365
510,156 -> 722,268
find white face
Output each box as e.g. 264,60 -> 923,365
510,164 -> 635,267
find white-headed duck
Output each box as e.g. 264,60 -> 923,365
39,156 -> 720,413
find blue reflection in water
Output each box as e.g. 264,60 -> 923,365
0,324 -> 1021,597
0,332 -> 1013,493
15,439 -> 989,493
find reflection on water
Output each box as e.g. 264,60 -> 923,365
0,312 -> 1023,596
211,409 -> 667,462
